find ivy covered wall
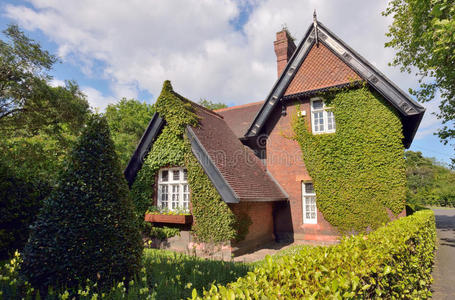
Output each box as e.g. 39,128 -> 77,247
130,81 -> 236,242
292,86 -> 406,232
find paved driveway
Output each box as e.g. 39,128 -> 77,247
431,208 -> 455,299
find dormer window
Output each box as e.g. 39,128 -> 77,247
158,167 -> 189,212
311,98 -> 336,134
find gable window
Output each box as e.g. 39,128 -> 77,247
302,182 -> 317,224
158,168 -> 189,212
311,98 -> 336,134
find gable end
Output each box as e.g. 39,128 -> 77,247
245,21 -> 425,148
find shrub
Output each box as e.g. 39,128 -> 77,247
0,163 -> 45,260
149,226 -> 180,240
195,210 -> 436,299
20,115 -> 143,292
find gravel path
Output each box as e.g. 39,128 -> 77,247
431,208 -> 455,299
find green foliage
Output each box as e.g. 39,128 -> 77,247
197,99 -> 228,110
405,150 -> 455,207
105,98 -> 155,168
185,148 -> 237,243
0,25 -> 91,259
0,25 -> 89,133
131,81 -> 198,217
1,249 -> 251,299
0,163 -> 45,260
292,86 -> 406,232
383,0 -> 455,165
141,249 -> 250,299
196,210 -> 437,299
131,81 -> 237,242
20,115 -> 143,292
149,226 -> 180,240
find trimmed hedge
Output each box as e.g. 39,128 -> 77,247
20,115 -> 143,292
195,210 -> 436,299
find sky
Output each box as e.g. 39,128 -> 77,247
1,0 -> 453,165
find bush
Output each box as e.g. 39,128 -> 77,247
0,163 -> 46,260
20,115 -> 143,293
195,210 -> 436,299
149,226 -> 180,240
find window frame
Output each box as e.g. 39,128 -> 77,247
310,97 -> 336,134
157,167 -> 189,212
302,181 -> 317,224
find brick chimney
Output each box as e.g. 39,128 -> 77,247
274,30 -> 296,77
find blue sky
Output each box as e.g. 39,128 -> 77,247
1,0 -> 453,165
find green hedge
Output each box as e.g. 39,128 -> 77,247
195,210 -> 436,299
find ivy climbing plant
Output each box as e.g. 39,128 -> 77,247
131,81 -> 236,243
292,85 -> 406,232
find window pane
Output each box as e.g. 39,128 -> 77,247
182,184 -> 189,210
173,170 -> 180,181
305,183 -> 314,194
313,112 -> 324,132
327,111 -> 335,131
171,185 -> 179,209
159,184 -> 168,209
161,170 -> 168,182
312,100 -> 323,110
304,195 -> 317,220
183,169 -> 188,181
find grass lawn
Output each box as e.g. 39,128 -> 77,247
142,249 -> 252,299
1,246 -> 311,299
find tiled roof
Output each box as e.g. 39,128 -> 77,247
215,101 -> 263,138
190,105 -> 287,201
285,43 -> 361,96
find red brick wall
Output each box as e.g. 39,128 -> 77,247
265,100 -> 339,241
229,201 -> 274,243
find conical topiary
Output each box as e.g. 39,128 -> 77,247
20,114 -> 143,291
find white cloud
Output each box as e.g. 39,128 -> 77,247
81,86 -> 117,112
3,0 -> 442,136
49,78 -> 65,87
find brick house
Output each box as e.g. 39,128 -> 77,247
125,20 -> 425,255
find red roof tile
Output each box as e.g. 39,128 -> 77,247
284,43 -> 361,96
190,106 -> 287,201
215,101 -> 263,138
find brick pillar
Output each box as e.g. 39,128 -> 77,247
274,30 -> 296,77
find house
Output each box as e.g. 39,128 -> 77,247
124,17 -> 425,256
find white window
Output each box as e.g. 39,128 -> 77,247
302,182 -> 317,224
311,98 -> 336,134
158,168 -> 189,212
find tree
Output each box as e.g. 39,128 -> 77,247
405,150 -> 455,206
0,25 -> 89,133
383,0 -> 455,165
105,98 -> 155,168
0,25 -> 91,258
20,115 -> 142,292
198,99 -> 228,110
